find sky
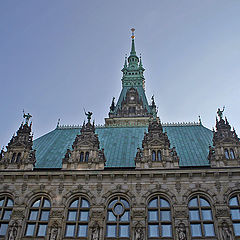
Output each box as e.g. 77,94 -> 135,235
0,0 -> 240,148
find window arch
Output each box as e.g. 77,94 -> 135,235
16,153 -> 21,163
85,152 -> 89,162
157,150 -> 162,161
0,196 -> 13,236
106,197 -> 130,239
225,149 -> 230,159
229,194 -> 240,236
65,197 -> 90,238
152,151 -> 156,161
147,196 -> 172,238
25,197 -> 51,237
80,152 -> 84,162
11,153 -> 16,163
230,149 -> 235,159
188,196 -> 215,237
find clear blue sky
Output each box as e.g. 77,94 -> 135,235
0,0 -> 240,148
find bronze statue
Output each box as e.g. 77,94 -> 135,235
23,110 -> 32,125
217,106 -> 225,120
84,110 -> 93,123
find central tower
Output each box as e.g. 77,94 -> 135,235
105,29 -> 155,126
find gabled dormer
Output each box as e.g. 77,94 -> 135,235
209,108 -> 240,167
135,106 -> 179,169
105,29 -> 152,126
62,112 -> 106,170
0,112 -> 36,170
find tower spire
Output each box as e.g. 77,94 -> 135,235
130,28 -> 136,56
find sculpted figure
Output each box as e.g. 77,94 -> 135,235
176,222 -> 187,240
135,226 -> 144,240
221,222 -> 233,240
91,222 -> 100,240
49,224 -> 58,240
8,221 -> 18,240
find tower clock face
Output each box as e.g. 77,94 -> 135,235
130,96 -> 135,101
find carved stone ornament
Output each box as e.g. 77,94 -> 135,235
7,221 -> 18,240
91,210 -> 103,219
220,221 -> 234,240
11,210 -> 25,219
176,222 -> 187,240
91,221 -> 100,240
135,223 -> 144,240
216,208 -> 229,218
50,210 -> 64,219
174,210 -> 188,218
133,210 -> 145,218
49,222 -> 59,240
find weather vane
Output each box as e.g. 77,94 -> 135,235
23,109 -> 32,125
131,28 -> 135,39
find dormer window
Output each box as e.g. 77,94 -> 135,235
157,150 -> 162,161
230,149 -> 235,159
85,152 -> 89,162
224,149 -> 230,159
152,151 -> 156,161
80,152 -> 84,162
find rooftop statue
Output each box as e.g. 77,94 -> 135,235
23,110 -> 32,125
217,106 -> 225,120
85,111 -> 93,123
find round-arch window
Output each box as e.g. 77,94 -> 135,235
229,194 -> 240,236
188,196 -> 215,237
0,196 -> 14,236
230,149 -> 235,159
106,197 -> 130,238
148,196 -> 172,238
225,149 -> 230,159
25,197 -> 51,237
65,197 -> 90,238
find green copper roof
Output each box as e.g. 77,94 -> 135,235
33,124 -> 213,169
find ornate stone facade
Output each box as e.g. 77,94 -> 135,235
1,30 -> 240,240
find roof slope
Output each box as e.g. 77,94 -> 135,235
33,124 -> 213,168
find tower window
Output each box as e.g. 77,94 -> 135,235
224,149 -> 230,159
152,151 -> 156,161
0,196 -> 14,237
106,197 -> 130,239
147,196 -> 172,238
188,196 -> 215,237
80,152 -> 84,162
230,149 -> 235,159
25,197 -> 51,237
16,153 -> 21,163
157,150 -> 162,161
229,194 -> 240,236
85,152 -> 89,162
65,197 -> 89,238
11,153 -> 16,163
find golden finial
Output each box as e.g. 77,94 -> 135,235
131,28 -> 135,39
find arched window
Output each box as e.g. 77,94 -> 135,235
85,152 -> 89,162
229,194 -> 240,236
106,197 -> 130,239
225,149 -> 230,159
11,153 -> 16,163
16,153 -> 21,163
157,150 -> 162,161
147,196 -> 172,238
230,149 -> 235,159
80,152 -> 84,162
25,197 -> 51,237
188,196 -> 215,237
65,197 -> 90,238
0,196 -> 13,236
152,151 -> 156,161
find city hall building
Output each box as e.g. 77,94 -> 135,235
0,30 -> 240,239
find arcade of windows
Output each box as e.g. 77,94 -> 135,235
1,194 -> 240,238
152,150 -> 162,161
225,148 -> 236,159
